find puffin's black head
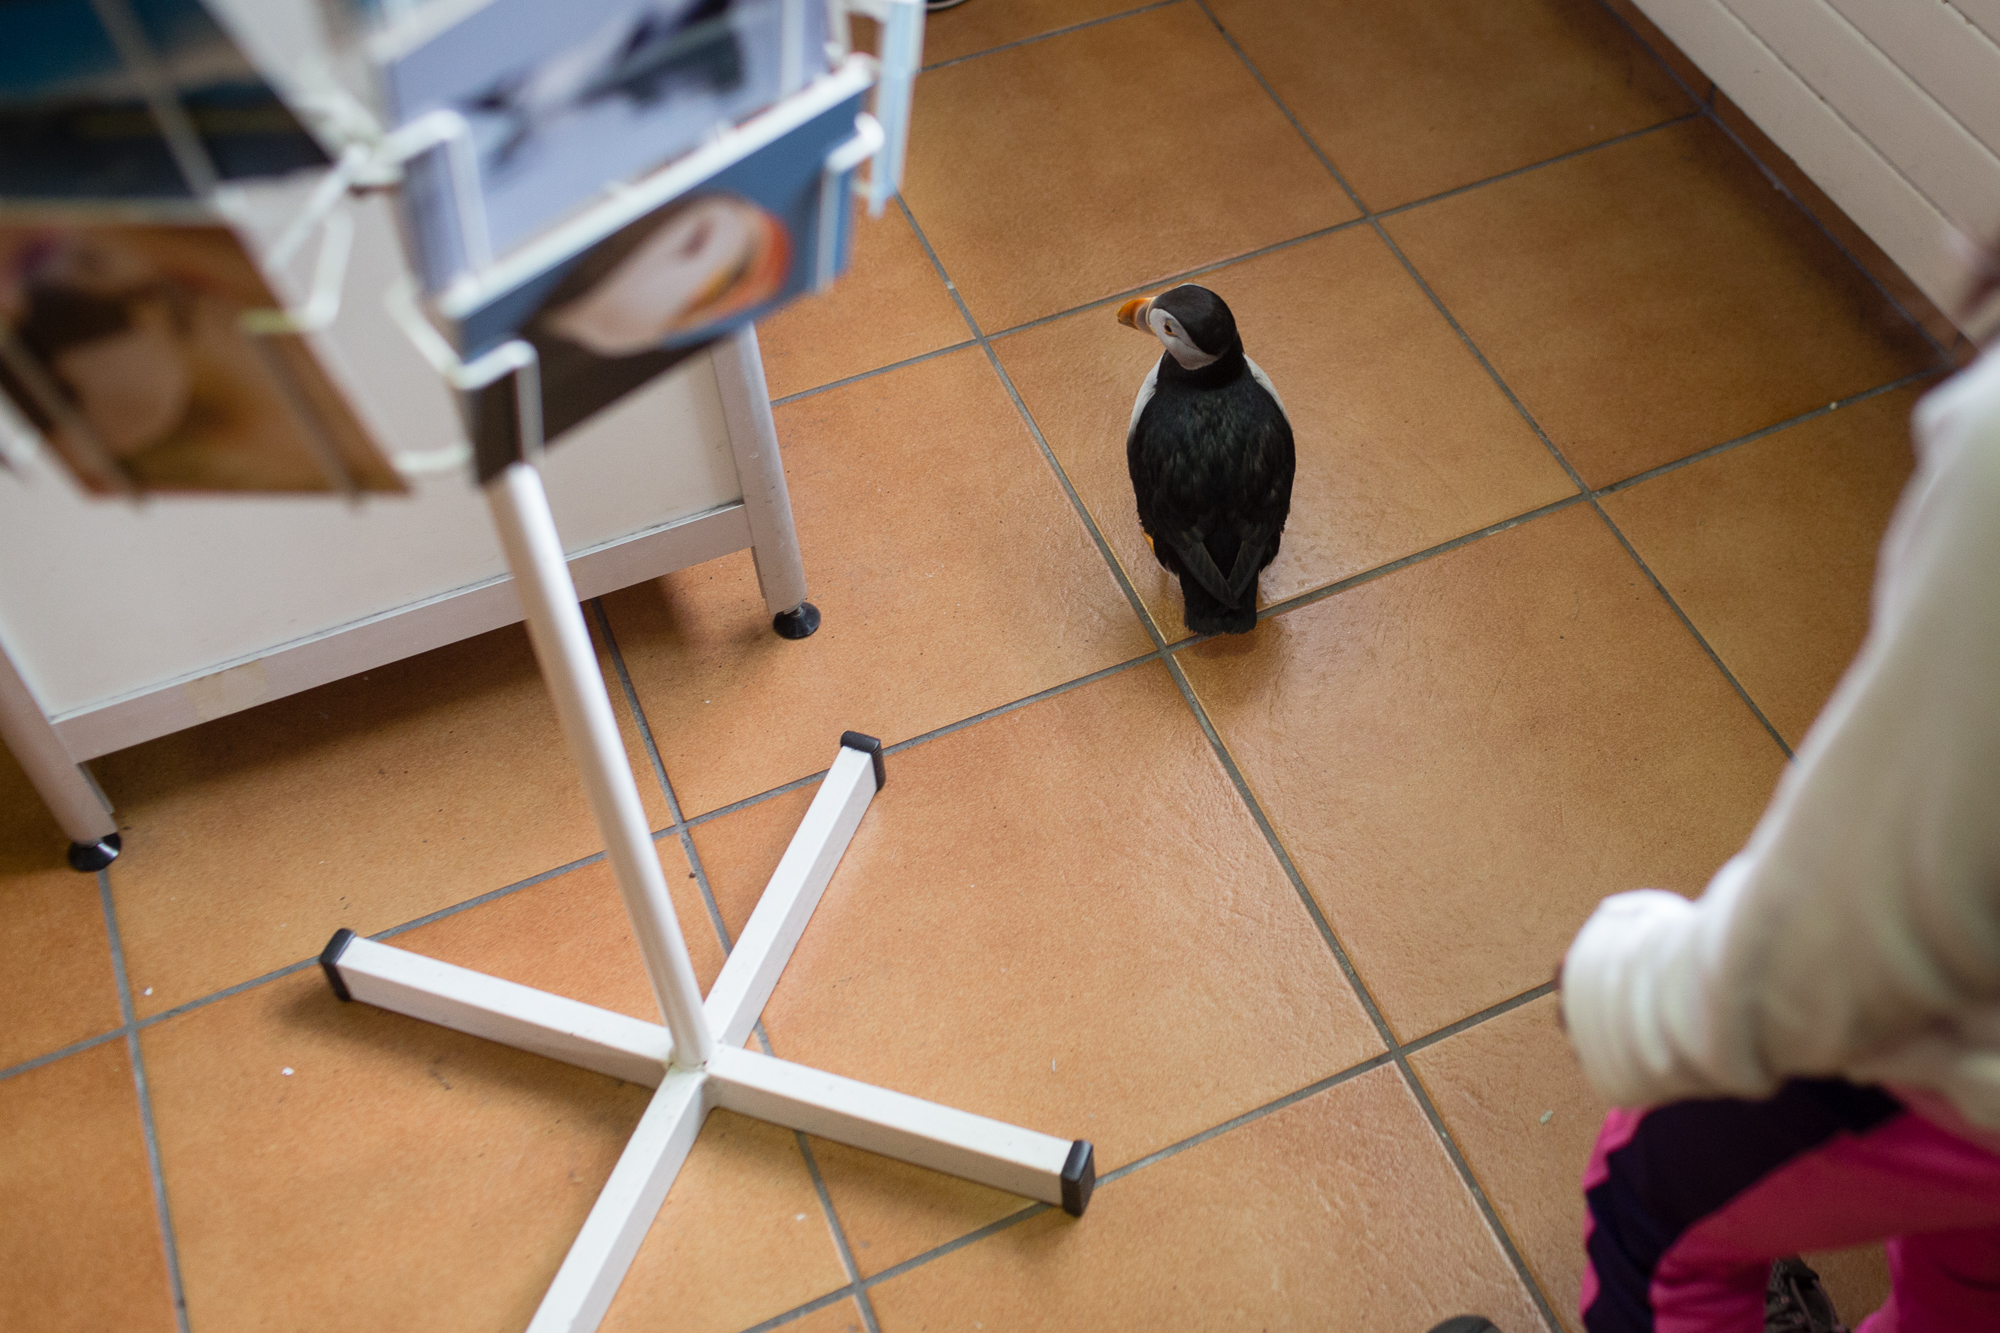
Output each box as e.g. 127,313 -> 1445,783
1115,283 -> 1239,369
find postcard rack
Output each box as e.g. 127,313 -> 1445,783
294,28 -> 1095,1333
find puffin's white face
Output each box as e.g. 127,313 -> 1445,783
1145,305 -> 1219,371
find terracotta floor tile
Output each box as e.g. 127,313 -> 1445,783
1383,121 -> 1938,487
867,1066 -> 1543,1333
687,662 -> 1383,1274
997,227 -> 1576,640
900,3 -> 1357,333
600,1110 -> 851,1333
755,204 -> 970,401
603,349 -> 1153,818
1408,995 -> 1603,1332
1598,0 -> 1711,101
97,623 -> 670,1019
1601,385 -> 1924,747
144,966 -> 843,1332
772,1295 -> 871,1333
1713,93 -> 1961,353
1410,996 -> 1892,1330
386,849 -> 716,1017
1208,0 -> 1691,210
1182,505 -> 1786,1039
0,747 -> 122,1069
920,0 -> 1150,66
0,1040 -> 177,1333
1808,1246 -> 1893,1328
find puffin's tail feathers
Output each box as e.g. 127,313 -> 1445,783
1168,526 -> 1279,635
1180,577 -> 1257,635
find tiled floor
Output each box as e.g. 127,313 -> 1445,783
1,0 -> 1971,1329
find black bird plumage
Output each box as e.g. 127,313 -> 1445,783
1121,284 -> 1294,635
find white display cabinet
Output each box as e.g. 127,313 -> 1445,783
0,187 -> 811,861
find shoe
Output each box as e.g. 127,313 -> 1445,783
925,0 -> 971,9
1426,1320 -> 1502,1333
1767,1257 -> 1850,1333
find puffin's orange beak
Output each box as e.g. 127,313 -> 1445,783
1116,296 -> 1152,330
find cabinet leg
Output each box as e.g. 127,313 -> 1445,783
771,600 -> 821,640
68,833 -> 122,872
1,636 -> 119,869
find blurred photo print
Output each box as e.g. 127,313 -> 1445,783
467,188 -> 789,476
377,0 -> 827,286
0,0 -> 328,199
446,68 -> 868,477
0,218 -> 402,494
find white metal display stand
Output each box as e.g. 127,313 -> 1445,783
320,458 -> 1094,1331
316,61 -> 1093,1302
6,8 -> 1092,1320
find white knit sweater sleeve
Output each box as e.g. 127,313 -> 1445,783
1561,353 -> 2000,1128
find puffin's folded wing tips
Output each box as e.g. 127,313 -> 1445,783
1222,527 -> 1270,605
1170,535 -> 1241,609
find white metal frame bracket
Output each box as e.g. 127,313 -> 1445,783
319,460 -> 1092,1332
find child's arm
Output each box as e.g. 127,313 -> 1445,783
1560,355 -> 2000,1124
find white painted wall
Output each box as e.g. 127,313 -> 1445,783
1635,0 -> 2000,338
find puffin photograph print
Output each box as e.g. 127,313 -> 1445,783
1117,283 -> 1294,635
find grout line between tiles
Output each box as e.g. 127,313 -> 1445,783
737,1284 -> 865,1333
1372,113 -> 1699,220
372,849 -> 608,942
1398,1043 -> 1563,1328
792,1132 -> 885,1333
98,869 -> 192,1333
950,106 -> 1701,354
589,599 -> 738,953
769,338 -> 978,408
893,143 -> 1563,1333
859,1205 -> 1051,1294
1242,494 -> 1589,626
893,194 -> 1172,652
1591,502 -> 1796,758
1584,0 -> 1957,367
1097,1051 -> 1397,1185
1189,8 -> 1606,1327
1201,0 -> 1794,767
1401,981 -> 1560,1057
746,1011 -> 883,1332
51,656 -> 1173,1061
1592,369 -> 1944,496
919,0 -> 1184,71
763,976 -> 1561,1326
677,648 -> 1164,834
0,1025 -> 126,1083
774,111 -> 1744,416
137,957 -> 324,1030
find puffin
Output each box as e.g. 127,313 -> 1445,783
1117,283 -> 1294,635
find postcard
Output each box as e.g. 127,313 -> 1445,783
376,0 -> 828,288
440,62 -> 868,480
0,215 -> 404,494
0,0 -> 329,200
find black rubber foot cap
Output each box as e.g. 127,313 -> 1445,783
320,928 -> 357,1002
772,601 -> 821,639
1426,1319 -> 1502,1333
67,832 -> 121,872
1060,1140 -> 1095,1217
839,731 -> 885,791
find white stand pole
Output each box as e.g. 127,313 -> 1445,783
321,461 -> 1092,1333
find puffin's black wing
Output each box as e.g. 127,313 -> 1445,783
1129,365 -> 1294,612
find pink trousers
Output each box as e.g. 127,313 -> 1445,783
1579,1080 -> 2000,1332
